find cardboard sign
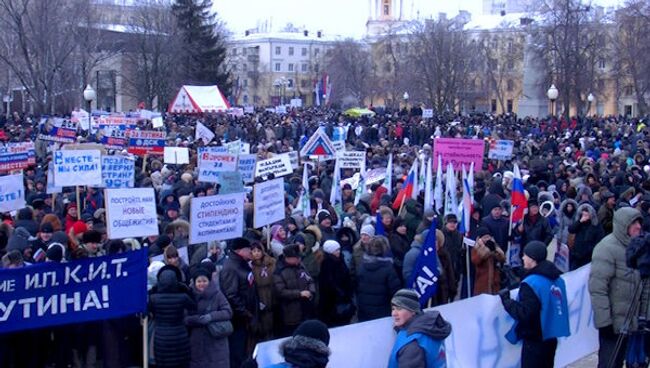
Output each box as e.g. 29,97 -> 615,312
38,118 -> 77,143
255,154 -> 293,179
127,130 -> 165,155
432,138 -> 485,171
152,116 -> 164,128
338,151 -> 366,171
189,193 -> 245,244
198,153 -> 238,183
164,147 -> 190,164
275,105 -> 287,114
0,142 -> 36,172
105,188 -> 158,239
238,154 -> 257,184
253,178 -> 285,228
195,122 -> 215,145
287,151 -> 299,169
364,168 -> 387,186
488,140 -> 514,160
300,128 -> 336,157
101,155 -> 135,188
218,171 -> 244,194
53,150 -> 102,187
0,173 -> 25,212
225,139 -> 242,155
423,109 -> 434,118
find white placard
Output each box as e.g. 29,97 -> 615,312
101,155 -> 135,188
287,151 -> 299,169
240,142 -> 251,154
163,147 -> 190,164
488,140 -> 514,161
338,151 -> 366,171
254,154 -> 293,179
423,109 -> 434,118
195,122 -> 215,145
238,154 -> 257,184
253,178 -> 285,228
333,140 -> 346,153
152,116 -> 164,128
198,152 -> 238,183
225,139 -> 241,155
190,193 -> 245,244
53,150 -> 102,187
244,106 -> 255,114
275,105 -> 287,114
105,188 -> 158,239
0,173 -> 25,212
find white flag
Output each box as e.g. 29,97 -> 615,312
195,122 -> 215,145
299,163 -> 311,218
434,155 -> 444,214
424,157 -> 433,212
383,153 -> 393,196
444,162 -> 458,217
412,157 -> 419,200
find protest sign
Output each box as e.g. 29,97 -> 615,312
164,147 -> 190,164
240,142 -> 251,154
287,151 -> 299,169
290,98 -> 302,108
0,142 -> 36,172
337,151 -> 366,171
218,172 -> 244,194
432,138 -> 485,171
253,178 -> 285,228
488,139 -> 514,160
0,173 -> 25,212
244,106 -> 255,114
198,152 -> 238,183
332,140 -> 346,153
38,118 -> 77,143
53,150 -> 102,187
340,173 -> 361,190
238,154 -> 257,184
195,122 -> 215,145
364,168 -> 387,186
255,154 -> 293,179
0,249 -> 148,334
72,109 -> 93,131
275,105 -> 287,114
46,165 -> 62,194
127,130 -> 165,155
189,193 -> 245,244
101,156 -> 135,188
105,188 -> 158,239
422,109 -> 434,118
97,124 -> 130,150
152,116 -> 164,128
300,128 -> 336,157
225,139 -> 242,155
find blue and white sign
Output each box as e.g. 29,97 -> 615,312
101,156 -> 135,189
488,140 -> 514,160
0,249 -> 148,334
52,150 -> 102,187
105,188 -> 158,239
238,154 -> 257,184
190,193 -> 245,244
0,173 -> 25,212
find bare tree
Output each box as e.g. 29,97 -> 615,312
324,39 -> 373,107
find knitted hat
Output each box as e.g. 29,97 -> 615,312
283,243 -> 301,258
360,224 -> 375,236
317,211 -> 332,224
156,234 -> 172,249
72,221 -> 88,235
82,230 -> 102,244
230,237 -> 251,251
191,266 -> 212,281
322,240 -> 341,254
46,242 -> 65,262
391,289 -> 421,313
293,320 -> 330,346
528,199 -> 539,207
40,223 -> 54,233
476,227 -> 491,239
524,241 -> 547,263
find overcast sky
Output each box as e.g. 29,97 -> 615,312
213,0 -> 626,39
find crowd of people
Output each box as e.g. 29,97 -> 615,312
0,107 -> 649,368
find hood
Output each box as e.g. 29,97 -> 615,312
17,208 -> 33,221
404,310 -> 452,341
559,199 -> 578,223
576,185 -> 594,201
488,181 -> 505,198
405,199 -> 421,215
576,203 -> 599,226
157,269 -> 180,293
613,207 -> 642,246
374,185 -> 388,200
525,260 -> 562,281
280,335 -> 330,368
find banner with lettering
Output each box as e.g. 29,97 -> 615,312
104,188 -> 158,239
53,150 -> 102,187
127,130 -> 166,156
190,193 -> 245,244
0,173 -> 26,212
38,118 -> 77,143
0,249 -> 147,334
101,156 -> 135,189
0,142 -> 36,172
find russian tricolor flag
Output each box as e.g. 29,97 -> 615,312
511,164 -> 527,225
392,163 -> 416,210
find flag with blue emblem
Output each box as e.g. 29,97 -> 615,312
408,220 -> 440,307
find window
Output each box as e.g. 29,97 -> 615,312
598,79 -> 605,90
243,79 -> 248,88
384,62 -> 391,73
288,63 -> 294,72
287,79 -> 294,88
242,63 -> 248,72
275,46 -> 281,55
384,0 -> 390,15
598,58 -> 606,69
625,85 -> 634,96
243,95 -> 249,104
507,41 -> 513,53
302,47 -> 307,56
254,95 -> 260,104
507,79 -> 514,91
314,63 -> 319,73
289,47 -> 294,56
507,99 -> 513,113
302,64 -> 308,72
314,48 -> 320,56
232,48 -> 237,56
242,48 -> 247,56
275,63 -> 281,72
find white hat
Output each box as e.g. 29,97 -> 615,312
323,240 -> 341,255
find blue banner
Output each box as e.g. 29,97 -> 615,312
408,220 -> 440,307
0,248 -> 147,334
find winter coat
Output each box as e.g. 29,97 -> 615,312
589,207 -> 650,333
435,247 -> 457,305
471,241 -> 506,295
219,252 -> 259,330
568,204 -> 605,270
402,239 -> 422,285
480,214 -> 509,253
186,284 -> 232,368
597,204 -> 614,235
442,228 -> 464,282
252,255 -> 276,339
274,262 -> 316,327
269,334 -> 331,368
556,199 -> 578,245
388,231 -> 410,273
389,311 -> 452,368
148,269 -> 196,368
356,254 -> 401,321
14,208 -> 38,236
318,252 -> 354,327
518,214 -> 553,247
403,200 -> 422,242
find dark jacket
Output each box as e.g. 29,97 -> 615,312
251,254 -> 276,339
318,252 -> 354,327
442,227 -> 464,281
219,252 -> 259,330
355,254 -> 401,321
148,268 -> 196,368
392,311 -> 452,368
518,214 -> 553,247
274,261 -> 316,327
186,283 -> 232,368
480,214 -> 509,251
568,204 -> 605,270
436,247 -> 457,305
14,208 -> 39,236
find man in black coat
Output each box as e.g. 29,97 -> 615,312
219,237 -> 259,368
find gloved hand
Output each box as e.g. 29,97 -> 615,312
499,289 -> 511,303
198,314 -> 212,325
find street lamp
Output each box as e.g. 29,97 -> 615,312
587,93 -> 595,116
547,84 -> 558,117
403,91 -> 409,109
83,84 -> 96,129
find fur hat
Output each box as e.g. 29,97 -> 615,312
322,240 -> 341,255
230,237 -> 251,251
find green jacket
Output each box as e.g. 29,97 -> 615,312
589,207 -> 650,333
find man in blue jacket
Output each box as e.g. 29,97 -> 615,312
500,241 -> 570,368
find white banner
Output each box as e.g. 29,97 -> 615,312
423,109 -> 434,118
0,173 -> 25,212
488,140 -> 514,161
238,154 -> 257,184
105,188 -> 158,239
199,152 -> 238,183
53,150 -> 102,187
101,155 -> 135,188
255,265 -> 597,368
337,151 -> 366,171
151,116 -> 164,128
225,140 -> 242,155
253,178 -> 285,228
255,154 -> 293,179
195,122 -> 215,145
163,147 -> 189,164
190,193 -> 245,244
287,151 -> 299,170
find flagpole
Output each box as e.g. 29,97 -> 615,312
142,315 -> 149,368
465,231 -> 471,299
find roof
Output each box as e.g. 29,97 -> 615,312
230,31 -> 343,43
463,13 -> 528,30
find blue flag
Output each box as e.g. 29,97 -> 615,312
408,220 -> 440,307
375,212 -> 385,236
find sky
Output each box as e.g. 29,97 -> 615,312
213,0 -> 626,39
